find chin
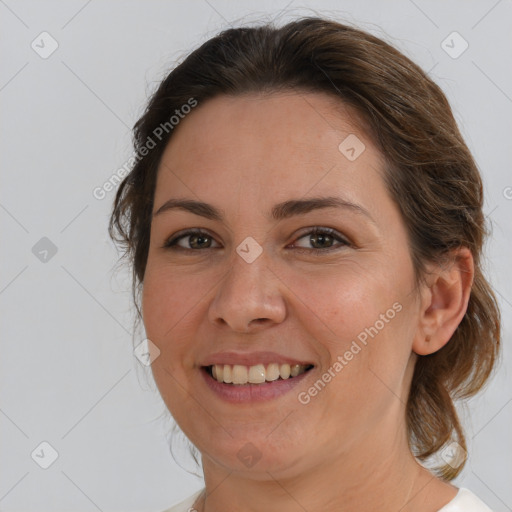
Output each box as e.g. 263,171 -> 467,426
200,434 -> 309,478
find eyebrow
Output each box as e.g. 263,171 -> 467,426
153,196 -> 375,224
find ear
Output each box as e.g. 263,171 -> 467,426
412,247 -> 474,356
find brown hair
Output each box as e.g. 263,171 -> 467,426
109,17 -> 501,479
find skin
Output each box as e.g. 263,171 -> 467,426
142,91 -> 474,512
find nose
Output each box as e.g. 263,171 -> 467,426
207,249 -> 286,333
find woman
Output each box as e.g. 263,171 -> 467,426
109,17 -> 500,512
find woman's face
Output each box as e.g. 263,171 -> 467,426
142,92 -> 422,477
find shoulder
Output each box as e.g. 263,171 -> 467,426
160,489 -> 204,512
437,487 -> 493,512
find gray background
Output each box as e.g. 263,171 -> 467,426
1,1 -> 511,511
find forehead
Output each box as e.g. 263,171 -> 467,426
154,92 -> 387,214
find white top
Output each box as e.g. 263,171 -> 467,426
161,487 -> 493,512
437,488 -> 493,512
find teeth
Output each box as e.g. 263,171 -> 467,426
223,365 -> 232,384
210,363 -> 311,385
290,364 -> 301,377
266,363 -> 280,381
248,364 -> 266,384
232,364 -> 248,384
280,363 -> 291,379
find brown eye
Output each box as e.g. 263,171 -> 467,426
163,230 -> 220,250
291,227 -> 350,253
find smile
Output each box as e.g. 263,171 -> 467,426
206,363 -> 314,385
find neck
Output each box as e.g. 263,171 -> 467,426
195,423 -> 446,512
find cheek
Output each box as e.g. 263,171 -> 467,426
289,264 -> 395,346
143,260 -> 196,327
142,266 -> 201,414
141,264 -> 201,365
289,265 -> 410,392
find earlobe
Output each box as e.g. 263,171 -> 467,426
412,247 -> 474,356
413,332 -> 435,356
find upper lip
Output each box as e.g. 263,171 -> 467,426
201,351 -> 315,367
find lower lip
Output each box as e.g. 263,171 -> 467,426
200,367 -> 313,403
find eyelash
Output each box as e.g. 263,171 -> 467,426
162,227 -> 351,255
